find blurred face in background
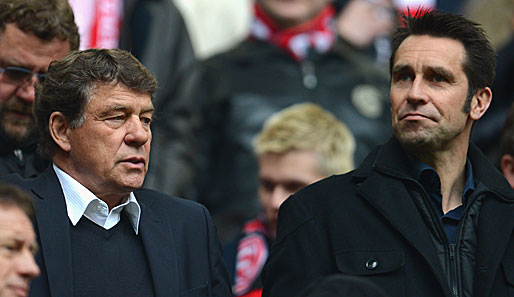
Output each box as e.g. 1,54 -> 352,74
258,150 -> 326,237
257,0 -> 331,29
0,205 -> 39,297
336,0 -> 396,48
0,23 -> 70,147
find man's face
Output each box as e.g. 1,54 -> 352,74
258,150 -> 326,237
257,0 -> 330,29
390,35 -> 472,152
0,205 -> 39,297
63,84 -> 154,202
0,23 -> 70,147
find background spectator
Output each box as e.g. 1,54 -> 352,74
499,102 -> 514,188
0,0 -> 79,178
226,103 -> 355,297
195,0 -> 393,243
0,182 -> 39,297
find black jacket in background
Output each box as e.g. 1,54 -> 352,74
0,134 -> 49,178
195,37 -> 392,243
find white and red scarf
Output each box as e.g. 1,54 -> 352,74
68,0 -> 123,50
249,3 -> 336,61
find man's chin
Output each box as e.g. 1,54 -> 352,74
394,130 -> 434,152
0,122 -> 38,147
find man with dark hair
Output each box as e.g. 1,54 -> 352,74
262,10 -> 514,297
0,0 -> 79,178
3,48 -> 231,297
0,182 -> 40,297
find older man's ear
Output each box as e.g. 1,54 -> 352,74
49,111 -> 71,152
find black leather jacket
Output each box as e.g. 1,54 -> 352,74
195,37 -> 393,242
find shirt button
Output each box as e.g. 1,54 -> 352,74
365,258 -> 379,270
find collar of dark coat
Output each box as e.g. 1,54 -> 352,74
352,136 -> 514,202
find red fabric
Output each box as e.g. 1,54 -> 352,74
89,0 -> 122,49
250,3 -> 335,61
233,218 -> 270,296
240,289 -> 263,297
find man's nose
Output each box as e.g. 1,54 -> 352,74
270,187 -> 290,211
406,78 -> 429,105
15,77 -> 37,103
17,250 -> 40,279
124,116 -> 150,146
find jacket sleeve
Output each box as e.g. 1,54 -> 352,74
201,205 -> 233,297
261,193 -> 335,297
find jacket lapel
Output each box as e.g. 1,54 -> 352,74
138,194 -> 180,297
354,139 -> 453,297
32,167 -> 74,297
358,172 -> 452,296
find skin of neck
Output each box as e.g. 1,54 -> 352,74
408,131 -> 470,214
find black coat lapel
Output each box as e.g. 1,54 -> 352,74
32,167 -> 74,297
358,172 -> 452,296
354,138 -> 453,296
138,194 -> 180,297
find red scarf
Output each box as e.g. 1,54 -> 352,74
250,3 -> 336,61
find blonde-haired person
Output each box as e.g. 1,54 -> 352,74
228,103 -> 355,297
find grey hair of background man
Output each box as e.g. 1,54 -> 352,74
34,48 -> 158,157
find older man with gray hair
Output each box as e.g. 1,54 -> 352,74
3,48 -> 231,297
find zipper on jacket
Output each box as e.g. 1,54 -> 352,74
400,176 -> 461,297
448,243 -> 458,297
301,60 -> 317,89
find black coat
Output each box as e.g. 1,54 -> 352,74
262,137 -> 514,297
2,167 -> 232,297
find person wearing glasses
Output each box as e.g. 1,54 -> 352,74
0,0 -> 79,178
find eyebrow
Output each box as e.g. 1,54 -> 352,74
391,64 -> 411,74
392,64 -> 456,81
425,66 -> 456,82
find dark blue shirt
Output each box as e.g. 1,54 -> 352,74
410,155 -> 475,243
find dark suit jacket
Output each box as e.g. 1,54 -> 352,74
262,137 -> 514,297
2,167 -> 232,297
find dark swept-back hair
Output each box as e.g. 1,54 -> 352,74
0,182 -> 35,218
35,48 -> 158,157
390,9 -> 496,112
0,0 -> 79,51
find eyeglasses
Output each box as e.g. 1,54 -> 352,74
0,66 -> 46,85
